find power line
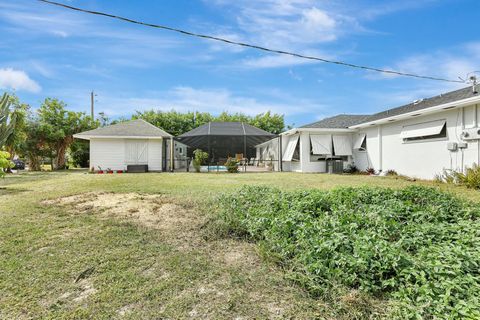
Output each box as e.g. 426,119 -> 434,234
38,0 -> 465,84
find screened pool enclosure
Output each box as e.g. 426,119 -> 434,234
176,122 -> 276,164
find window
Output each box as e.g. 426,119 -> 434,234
310,134 -> 332,155
401,120 -> 447,142
360,137 -> 367,150
332,135 -> 352,156
292,139 -> 300,161
353,134 -> 367,151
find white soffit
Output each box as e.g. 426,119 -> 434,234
332,135 -> 352,156
282,135 -> 299,161
400,119 -> 446,139
353,134 -> 366,149
310,134 -> 332,155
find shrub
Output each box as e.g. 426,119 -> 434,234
192,149 -> 208,173
385,169 -> 398,176
0,151 -> 13,177
436,165 -> 480,189
365,167 -> 376,175
224,157 -> 239,173
343,164 -> 358,174
216,185 -> 480,319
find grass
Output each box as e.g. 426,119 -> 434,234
1,171 -> 478,319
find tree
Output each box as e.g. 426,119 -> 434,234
0,93 -> 17,147
38,98 -> 96,170
133,110 -> 285,135
21,117 -> 46,171
4,94 -> 29,160
69,139 -> 90,168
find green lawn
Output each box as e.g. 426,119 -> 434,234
0,171 -> 477,319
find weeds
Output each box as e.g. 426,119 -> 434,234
216,185 -> 480,319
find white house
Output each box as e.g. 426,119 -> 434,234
74,119 -> 173,172
258,85 -> 480,179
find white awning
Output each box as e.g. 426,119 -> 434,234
261,145 -> 270,159
353,134 -> 366,149
282,135 -> 299,161
332,135 -> 352,156
400,120 -> 446,139
310,135 -> 332,155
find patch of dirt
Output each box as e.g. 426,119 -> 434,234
42,192 -> 204,248
56,279 -> 97,305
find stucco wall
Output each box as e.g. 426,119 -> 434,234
362,104 -> 480,179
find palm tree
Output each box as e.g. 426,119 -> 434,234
0,93 -> 16,147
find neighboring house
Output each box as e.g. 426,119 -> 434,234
74,119 -> 173,172
258,85 -> 480,179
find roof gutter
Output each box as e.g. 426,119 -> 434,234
280,127 -> 356,136
350,95 -> 480,129
73,135 -> 168,140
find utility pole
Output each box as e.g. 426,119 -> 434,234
90,91 -> 95,120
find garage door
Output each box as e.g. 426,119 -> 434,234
125,140 -> 148,164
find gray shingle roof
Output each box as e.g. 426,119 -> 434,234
75,119 -> 172,138
364,86 -> 479,123
300,114 -> 371,129
177,122 -> 276,137
301,86 -> 479,129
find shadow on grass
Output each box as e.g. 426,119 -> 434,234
0,187 -> 30,196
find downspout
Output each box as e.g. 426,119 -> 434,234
378,125 -> 383,172
475,104 -> 480,165
170,137 -> 174,172
461,107 -> 465,172
278,135 -> 283,172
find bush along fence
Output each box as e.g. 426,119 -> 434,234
216,185 -> 480,319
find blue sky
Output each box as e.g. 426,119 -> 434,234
1,0 -> 479,127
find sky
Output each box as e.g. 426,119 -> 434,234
1,0 -> 480,127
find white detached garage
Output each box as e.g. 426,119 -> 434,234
74,119 -> 173,172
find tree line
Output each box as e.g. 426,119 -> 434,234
0,92 -> 286,171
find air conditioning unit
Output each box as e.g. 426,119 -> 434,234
461,128 -> 480,140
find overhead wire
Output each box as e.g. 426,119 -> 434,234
37,0 -> 466,84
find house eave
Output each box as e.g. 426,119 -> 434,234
350,95 -> 480,129
280,127 -> 356,136
73,135 -> 167,140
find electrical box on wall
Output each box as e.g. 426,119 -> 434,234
447,142 -> 458,151
461,128 -> 480,140
458,142 -> 468,149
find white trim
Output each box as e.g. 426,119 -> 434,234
281,127 -> 355,136
350,95 -> 480,129
74,135 -> 165,140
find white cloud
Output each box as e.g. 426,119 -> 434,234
66,86 -> 324,118
0,68 -> 41,93
364,42 -> 480,95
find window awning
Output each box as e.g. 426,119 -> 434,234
332,135 -> 352,156
310,135 -> 332,155
353,134 -> 366,149
282,135 -> 299,161
400,120 -> 446,139
261,145 -> 270,159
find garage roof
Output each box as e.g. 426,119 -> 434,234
74,119 -> 173,140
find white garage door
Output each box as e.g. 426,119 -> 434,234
125,140 -> 148,164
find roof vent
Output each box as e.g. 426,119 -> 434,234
470,75 -> 478,94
